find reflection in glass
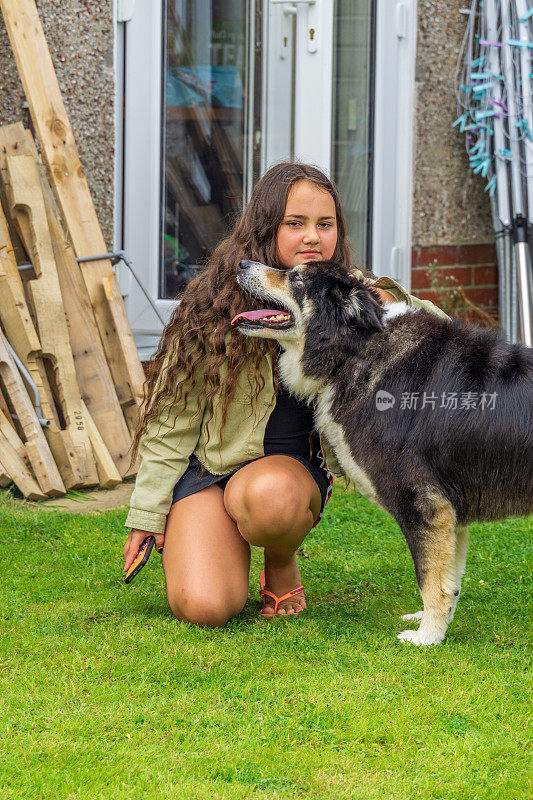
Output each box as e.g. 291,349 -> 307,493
160,0 -> 258,299
332,1 -> 374,269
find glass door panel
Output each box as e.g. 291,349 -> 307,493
263,0 -> 375,268
160,0 -> 262,298
331,0 -> 375,268
158,0 -> 374,298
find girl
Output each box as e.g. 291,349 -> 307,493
123,162 -> 447,625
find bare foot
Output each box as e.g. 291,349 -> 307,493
260,551 -> 307,617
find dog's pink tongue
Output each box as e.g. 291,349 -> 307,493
231,309 -> 280,325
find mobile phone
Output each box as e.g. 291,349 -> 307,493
124,535 -> 156,583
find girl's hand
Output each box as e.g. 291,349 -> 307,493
123,528 -> 165,573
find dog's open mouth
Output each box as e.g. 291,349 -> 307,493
230,305 -> 294,329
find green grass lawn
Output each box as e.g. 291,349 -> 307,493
0,484 -> 531,800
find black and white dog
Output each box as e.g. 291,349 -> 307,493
232,259 -> 533,645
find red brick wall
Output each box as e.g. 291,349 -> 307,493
410,244 -> 498,314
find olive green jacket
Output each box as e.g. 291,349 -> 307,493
125,275 -> 449,535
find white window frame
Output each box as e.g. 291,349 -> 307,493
118,0 -> 169,359
116,0 -> 417,357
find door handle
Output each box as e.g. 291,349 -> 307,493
270,0 -> 319,53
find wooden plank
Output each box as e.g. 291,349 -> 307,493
42,167 -> 135,479
3,154 -> 99,488
102,273 -> 147,416
0,198 -> 41,354
0,327 -> 64,496
0,406 -> 22,488
0,124 -> 136,479
0,439 -> 45,498
0,432 -> 47,499
0,460 -> 11,488
0,406 -> 27,461
0,0 -> 146,437
80,400 -> 122,488
0,383 -> 15,428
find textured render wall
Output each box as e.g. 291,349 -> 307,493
0,0 -> 115,248
412,0 -> 493,247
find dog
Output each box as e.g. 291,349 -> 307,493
231,259 -> 533,645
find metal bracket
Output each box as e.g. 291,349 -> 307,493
18,249 -> 165,326
76,250 -> 166,326
18,245 -> 166,327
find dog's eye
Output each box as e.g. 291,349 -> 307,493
291,272 -> 304,283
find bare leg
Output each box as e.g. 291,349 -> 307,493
223,455 -> 322,616
163,484 -> 251,627
163,456 -> 322,624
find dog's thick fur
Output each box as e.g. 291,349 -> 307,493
234,259 -> 533,645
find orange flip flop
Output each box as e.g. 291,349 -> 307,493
259,569 -> 305,617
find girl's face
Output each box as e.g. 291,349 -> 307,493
275,180 -> 338,268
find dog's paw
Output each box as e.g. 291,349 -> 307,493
401,611 -> 423,623
397,628 -> 445,646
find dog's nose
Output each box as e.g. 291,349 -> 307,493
238,260 -> 252,272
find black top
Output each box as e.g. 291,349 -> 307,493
263,384 -> 316,460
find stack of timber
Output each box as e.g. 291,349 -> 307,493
0,0 -> 146,500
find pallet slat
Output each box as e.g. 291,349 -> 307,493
0,460 -> 12,488
0,388 -> 15,430
0,405 -> 27,461
80,400 -> 122,488
0,198 -> 41,355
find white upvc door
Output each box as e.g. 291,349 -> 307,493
372,0 -> 417,294
118,0 -> 417,358
262,0 -> 334,170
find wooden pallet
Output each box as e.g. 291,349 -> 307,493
0,122 -> 136,479
0,0 -> 146,438
0,195 -> 84,489
1,152 -> 99,488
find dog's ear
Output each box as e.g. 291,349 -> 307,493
304,273 -> 383,377
345,286 -> 384,331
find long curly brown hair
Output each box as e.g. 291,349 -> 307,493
129,162 -> 353,467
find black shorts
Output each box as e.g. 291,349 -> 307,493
171,452 -> 333,527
